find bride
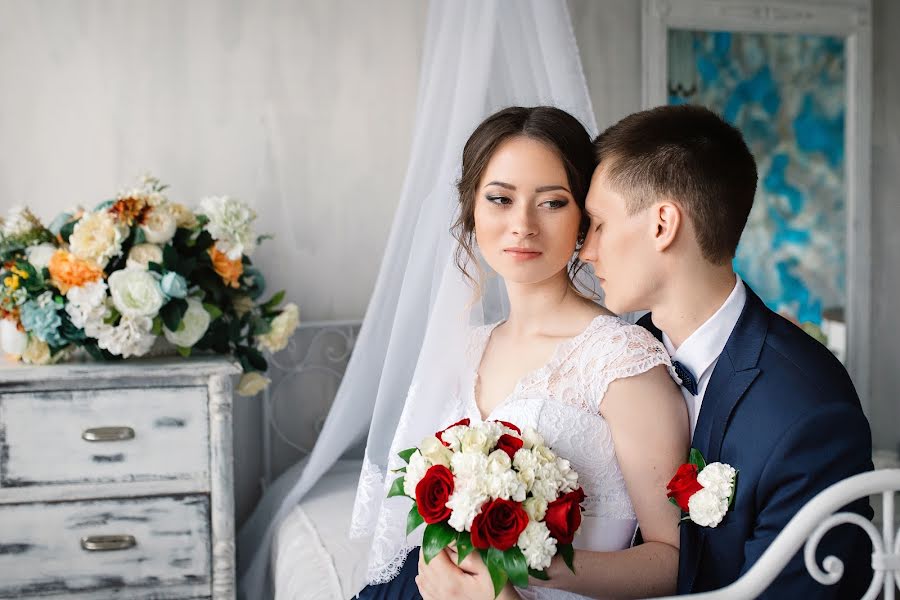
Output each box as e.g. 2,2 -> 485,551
355,106 -> 689,600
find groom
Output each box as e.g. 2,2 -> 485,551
577,104 -> 873,597
415,105 -> 874,599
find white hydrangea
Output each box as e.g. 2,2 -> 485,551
697,463 -> 736,501
403,450 -> 430,498
517,521 -> 557,571
688,488 -> 729,528
198,195 -> 257,259
26,243 -> 57,270
446,483 -> 488,532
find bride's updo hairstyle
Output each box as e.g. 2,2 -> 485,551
452,106 -> 596,290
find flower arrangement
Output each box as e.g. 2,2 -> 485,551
666,448 -> 738,528
0,175 -> 299,396
389,418 -> 585,597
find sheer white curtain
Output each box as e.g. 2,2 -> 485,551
236,0 -> 597,596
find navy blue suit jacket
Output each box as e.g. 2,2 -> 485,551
639,285 -> 873,597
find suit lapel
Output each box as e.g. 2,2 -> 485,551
642,288 -> 769,593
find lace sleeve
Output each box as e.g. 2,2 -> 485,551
581,321 -> 676,413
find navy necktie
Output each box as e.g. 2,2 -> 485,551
673,360 -> 698,396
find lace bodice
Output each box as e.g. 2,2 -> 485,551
352,314 -> 676,597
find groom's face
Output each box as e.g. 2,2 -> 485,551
580,165 -> 658,314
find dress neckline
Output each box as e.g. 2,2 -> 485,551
470,313 -> 619,421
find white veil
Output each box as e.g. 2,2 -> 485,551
236,0 -> 597,596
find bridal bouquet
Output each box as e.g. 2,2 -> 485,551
0,174 -> 299,396
389,418 -> 585,597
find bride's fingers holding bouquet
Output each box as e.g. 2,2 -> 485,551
416,546 -> 519,600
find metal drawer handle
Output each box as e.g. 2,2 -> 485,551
80,534 -> 137,551
81,427 -> 135,442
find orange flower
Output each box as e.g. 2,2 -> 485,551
48,250 -> 104,294
109,196 -> 151,226
208,245 -> 243,289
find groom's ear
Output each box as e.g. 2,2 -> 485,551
652,200 -> 683,253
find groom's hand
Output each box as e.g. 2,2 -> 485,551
416,546 -> 519,600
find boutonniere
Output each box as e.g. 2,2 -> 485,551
666,448 -> 738,527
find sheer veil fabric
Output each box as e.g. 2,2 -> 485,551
236,1 -> 598,596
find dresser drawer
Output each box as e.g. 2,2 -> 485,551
0,387 -> 209,489
0,494 -> 211,598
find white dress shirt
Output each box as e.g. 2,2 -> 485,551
662,275 -> 747,437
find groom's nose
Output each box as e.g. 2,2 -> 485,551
579,232 -> 598,264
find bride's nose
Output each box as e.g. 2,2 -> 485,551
511,205 -> 537,238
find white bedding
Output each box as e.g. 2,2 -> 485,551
272,459 -> 372,600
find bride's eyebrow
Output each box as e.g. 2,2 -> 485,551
535,184 -> 571,194
484,181 -> 515,190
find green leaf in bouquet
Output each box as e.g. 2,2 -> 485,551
423,522 -> 456,564
397,447 -> 417,463
559,543 -> 575,574
406,503 -> 424,536
668,497 -> 681,509
227,316 -> 244,343
132,226 -> 147,246
243,346 -> 267,372
162,244 -> 179,272
194,229 -> 214,251
176,345 -> 191,358
151,316 -> 163,336
251,316 -> 271,336
528,568 -> 550,581
261,290 -> 285,312
203,303 -> 223,320
501,546 -> 529,588
482,548 -> 509,598
387,476 -> 407,498
103,307 -> 121,326
688,448 -> 707,472
160,298 -> 188,332
455,531 -> 474,566
147,261 -> 164,275
391,466 -> 407,474
256,234 -> 274,245
729,470 -> 739,509
59,219 -> 78,243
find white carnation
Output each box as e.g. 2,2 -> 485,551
66,281 -> 112,339
26,243 -> 57,270
108,268 -> 165,318
517,521 -> 557,571
403,451 -> 430,498
485,469 -> 527,502
688,488 -> 729,527
96,314 -> 156,358
440,425 -> 468,452
697,463 -> 736,501
554,457 -> 580,494
446,483 -> 488,532
163,297 -> 211,348
451,451 -> 489,484
256,303 -> 300,354
198,195 -> 257,259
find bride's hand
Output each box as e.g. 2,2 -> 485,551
416,546 -> 520,599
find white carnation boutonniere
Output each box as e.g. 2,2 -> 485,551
666,448 -> 738,528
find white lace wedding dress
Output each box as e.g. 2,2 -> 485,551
465,314 -> 674,600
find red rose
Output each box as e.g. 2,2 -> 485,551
666,463 -> 703,512
492,420 -> 521,434
415,465 -> 455,524
545,487 -> 586,545
470,498 -> 529,550
496,433 -> 524,460
436,418 -> 470,447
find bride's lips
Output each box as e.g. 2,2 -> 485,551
504,247 -> 543,261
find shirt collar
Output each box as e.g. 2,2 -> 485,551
662,275 -> 746,382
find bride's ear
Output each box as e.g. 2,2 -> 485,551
653,200 -> 682,252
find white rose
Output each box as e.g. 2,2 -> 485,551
0,319 -> 28,355
446,484 -> 488,532
163,297 -> 211,348
256,303 -> 300,354
198,195 -> 257,259
108,268 -> 165,318
403,451 -> 430,498
486,449 -> 512,474
236,372 -> 271,397
523,497 -> 548,522
127,243 -> 163,270
534,444 -> 557,465
440,425 -> 468,452
521,427 -> 544,450
420,435 -> 452,468
140,205 -> 177,244
688,488 -> 729,527
517,521 -> 557,571
26,243 -> 57,270
697,463 -> 737,501
69,211 -> 128,267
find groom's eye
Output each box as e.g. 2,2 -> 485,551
486,195 -> 512,205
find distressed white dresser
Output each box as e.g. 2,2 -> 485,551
0,356 -> 241,599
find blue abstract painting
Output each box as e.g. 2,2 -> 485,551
668,29 -> 846,328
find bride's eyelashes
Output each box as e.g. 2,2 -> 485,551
483,194 -> 569,210
486,194 -> 513,206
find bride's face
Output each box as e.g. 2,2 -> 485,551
474,136 -> 582,285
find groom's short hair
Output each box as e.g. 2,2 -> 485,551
594,105 -> 757,264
